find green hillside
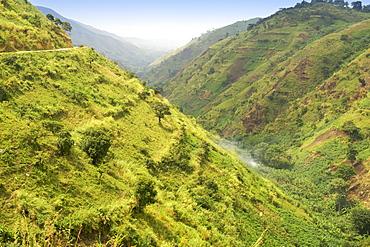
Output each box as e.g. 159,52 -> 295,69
142,18 -> 260,87
164,3 -> 370,130
0,43 -> 337,247
0,1 -> 354,246
0,0 -> 71,51
162,2 -> 370,245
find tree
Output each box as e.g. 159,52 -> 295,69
80,128 -> 111,165
134,178 -> 157,212
362,4 -> 370,12
334,0 -> 345,6
47,15 -> 72,32
335,164 -> 356,180
351,1 -> 363,10
46,14 -> 54,21
151,102 -> 171,123
61,22 -> 72,32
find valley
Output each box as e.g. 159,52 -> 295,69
1,0 -> 370,246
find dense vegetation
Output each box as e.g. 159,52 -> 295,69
142,18 -> 260,87
161,1 -> 370,245
0,45 -> 343,246
2,0 -> 370,246
0,0 -> 71,51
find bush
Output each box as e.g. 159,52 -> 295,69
264,145 -> 292,169
57,130 -> 74,155
351,207 -> 370,234
342,121 -> 362,142
80,128 -> 111,165
335,164 -> 355,181
134,177 -> 157,212
0,225 -> 15,243
42,120 -> 64,134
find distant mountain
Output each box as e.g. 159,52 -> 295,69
37,6 -> 169,72
141,18 -> 260,86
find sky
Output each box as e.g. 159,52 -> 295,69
28,0 -> 317,43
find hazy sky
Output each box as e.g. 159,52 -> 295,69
27,0 -> 333,43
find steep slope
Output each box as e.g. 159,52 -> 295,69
0,0 -> 71,51
37,6 -> 166,73
142,18 -> 260,86
164,3 -> 370,135
0,44 -> 339,247
162,2 -> 370,244
0,1 -> 350,246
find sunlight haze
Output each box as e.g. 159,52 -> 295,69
29,0 -> 301,43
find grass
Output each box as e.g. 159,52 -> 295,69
0,46 -> 332,246
0,0 -> 71,52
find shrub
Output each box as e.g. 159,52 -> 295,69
0,225 -> 14,243
57,130 -> 74,155
341,121 -> 362,142
351,207 -> 370,234
336,164 -> 355,180
42,120 -> 64,134
80,128 -> 111,165
264,145 -> 292,169
134,177 -> 157,212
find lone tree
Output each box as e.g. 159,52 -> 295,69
80,128 -> 111,165
151,102 -> 171,123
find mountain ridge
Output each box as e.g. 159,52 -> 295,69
142,18 -> 260,86
36,6 -> 169,72
0,0 -> 348,246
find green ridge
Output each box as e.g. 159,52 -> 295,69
0,0 -> 71,52
142,18 -> 260,87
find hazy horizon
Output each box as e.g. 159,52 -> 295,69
29,0 -> 305,44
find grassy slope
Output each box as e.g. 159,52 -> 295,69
163,3 -> 370,135
162,3 -> 370,245
142,18 -> 260,86
0,47 -> 339,246
0,0 -> 71,52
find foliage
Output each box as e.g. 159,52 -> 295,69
57,130 -> 74,155
335,164 -> 356,180
351,207 -> 370,234
264,145 -> 292,169
134,177 -> 157,212
3,0 -> 370,246
80,127 -> 111,165
0,0 -> 71,52
151,101 -> 171,123
342,121 -> 363,142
